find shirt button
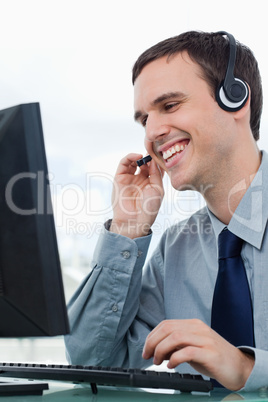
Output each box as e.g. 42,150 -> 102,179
112,304 -> 118,312
121,250 -> 131,259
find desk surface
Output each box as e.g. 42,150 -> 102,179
0,381 -> 268,402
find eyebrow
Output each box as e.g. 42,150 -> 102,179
134,91 -> 187,122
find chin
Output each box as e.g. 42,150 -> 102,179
168,172 -> 192,192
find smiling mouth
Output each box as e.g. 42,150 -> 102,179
162,140 -> 190,162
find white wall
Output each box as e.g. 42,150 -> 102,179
0,0 -> 267,362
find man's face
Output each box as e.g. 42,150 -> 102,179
134,52 -> 236,192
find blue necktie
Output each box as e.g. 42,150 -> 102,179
211,228 -> 255,347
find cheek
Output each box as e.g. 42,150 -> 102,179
194,108 -> 231,144
144,139 -> 167,171
144,139 -> 153,152
145,139 -> 159,160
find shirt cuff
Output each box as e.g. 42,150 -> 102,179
92,220 -> 152,273
239,347 -> 268,391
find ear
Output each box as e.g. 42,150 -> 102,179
232,84 -> 251,121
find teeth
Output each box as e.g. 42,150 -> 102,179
163,142 -> 188,160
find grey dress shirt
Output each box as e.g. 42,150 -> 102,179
65,150 -> 268,392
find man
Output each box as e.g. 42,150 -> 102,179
65,31 -> 268,391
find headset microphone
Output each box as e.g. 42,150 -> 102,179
216,31 -> 249,112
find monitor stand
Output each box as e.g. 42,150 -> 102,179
0,378 -> 48,396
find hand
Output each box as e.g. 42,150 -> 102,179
142,319 -> 255,391
110,153 -> 164,238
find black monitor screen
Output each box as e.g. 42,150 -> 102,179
0,103 -> 69,337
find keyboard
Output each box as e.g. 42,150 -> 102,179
0,362 -> 213,394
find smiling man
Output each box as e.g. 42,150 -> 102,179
65,31 -> 268,391
133,50 -> 260,225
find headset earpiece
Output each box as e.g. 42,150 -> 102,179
216,78 -> 249,111
216,31 -> 249,112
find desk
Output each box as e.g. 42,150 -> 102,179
0,382 -> 268,402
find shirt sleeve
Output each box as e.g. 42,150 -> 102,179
238,347 -> 268,391
64,223 -> 165,368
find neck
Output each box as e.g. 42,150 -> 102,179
204,146 -> 261,225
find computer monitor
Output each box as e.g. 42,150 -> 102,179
0,102 -> 69,337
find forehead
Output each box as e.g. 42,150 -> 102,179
133,52 -> 204,107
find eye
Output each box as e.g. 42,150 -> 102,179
164,102 -> 179,111
141,116 -> 148,127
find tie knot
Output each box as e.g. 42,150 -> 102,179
218,228 -> 243,259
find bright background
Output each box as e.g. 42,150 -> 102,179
0,0 -> 267,363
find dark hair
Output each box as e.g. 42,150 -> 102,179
132,31 -> 262,141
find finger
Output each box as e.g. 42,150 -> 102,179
116,153 -> 143,176
143,320 -> 176,359
148,160 -> 165,196
166,344 -> 234,388
143,319 -> 210,361
167,346 -> 213,373
152,332 -> 209,366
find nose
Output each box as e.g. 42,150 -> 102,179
145,112 -> 171,143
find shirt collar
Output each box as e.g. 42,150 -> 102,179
208,150 -> 268,249
207,209 -> 225,239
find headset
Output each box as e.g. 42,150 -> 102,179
215,31 -> 249,112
